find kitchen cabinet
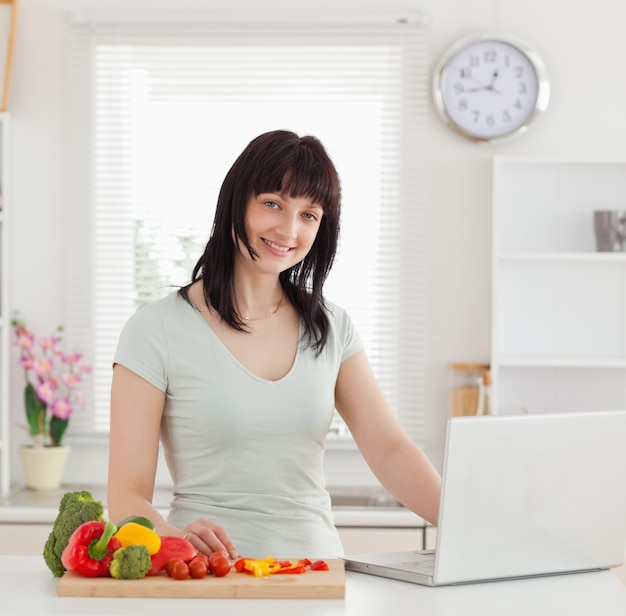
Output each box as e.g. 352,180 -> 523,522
339,528 -> 426,554
491,158 -> 626,415
0,113 -> 9,498
0,524 -> 427,557
0,523 -> 52,555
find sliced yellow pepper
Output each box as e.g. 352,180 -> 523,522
243,556 -> 282,577
113,521 -> 161,555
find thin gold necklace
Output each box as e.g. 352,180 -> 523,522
235,292 -> 285,322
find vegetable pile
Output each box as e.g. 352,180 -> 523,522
45,490 -> 330,582
59,515 -> 191,580
43,490 -> 196,580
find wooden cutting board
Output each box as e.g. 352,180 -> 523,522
57,558 -> 345,599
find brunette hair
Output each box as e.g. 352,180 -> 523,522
179,130 -> 342,354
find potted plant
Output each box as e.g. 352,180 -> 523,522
12,317 -> 91,489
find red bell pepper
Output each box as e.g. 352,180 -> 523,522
61,521 -> 121,577
147,536 -> 197,575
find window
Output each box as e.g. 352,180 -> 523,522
65,14 -> 429,444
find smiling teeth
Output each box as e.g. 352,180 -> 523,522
264,239 -> 290,252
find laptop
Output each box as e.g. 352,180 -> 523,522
343,410 -> 626,586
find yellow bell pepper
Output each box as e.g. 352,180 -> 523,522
113,521 -> 161,555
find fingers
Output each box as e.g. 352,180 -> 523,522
183,519 -> 239,560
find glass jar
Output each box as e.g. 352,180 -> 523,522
449,363 -> 490,417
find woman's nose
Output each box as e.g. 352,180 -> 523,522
275,213 -> 299,238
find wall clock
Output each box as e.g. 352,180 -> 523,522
432,33 -> 550,143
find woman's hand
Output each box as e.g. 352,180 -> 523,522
182,518 -> 239,559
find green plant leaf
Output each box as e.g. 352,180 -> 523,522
24,382 -> 46,438
49,415 -> 68,447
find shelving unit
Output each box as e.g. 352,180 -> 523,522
491,157 -> 626,416
0,112 -> 9,497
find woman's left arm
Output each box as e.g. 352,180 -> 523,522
335,350 -> 441,526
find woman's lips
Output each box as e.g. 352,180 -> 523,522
262,238 -> 293,254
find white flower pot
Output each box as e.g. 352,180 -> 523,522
19,445 -> 71,491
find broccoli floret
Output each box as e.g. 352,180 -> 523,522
109,544 -> 152,579
43,490 -> 105,577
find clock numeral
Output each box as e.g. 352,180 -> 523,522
454,82 -> 464,95
483,49 -> 497,63
459,67 -> 472,79
518,81 -> 528,95
514,98 -> 522,109
514,66 -> 524,79
471,110 -> 481,123
468,54 -> 479,67
486,114 -> 496,127
502,110 -> 512,123
457,98 -> 469,111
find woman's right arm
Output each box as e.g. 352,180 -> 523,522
107,363 -> 177,534
107,363 -> 239,558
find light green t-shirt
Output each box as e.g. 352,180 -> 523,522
113,291 -> 363,558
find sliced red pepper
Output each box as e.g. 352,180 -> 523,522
147,536 -> 197,576
61,521 -> 121,577
310,559 -> 330,571
273,563 -> 307,574
233,556 -> 329,576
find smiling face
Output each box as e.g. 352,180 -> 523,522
238,192 -> 324,275
199,131 -> 341,308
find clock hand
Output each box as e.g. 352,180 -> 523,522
467,74 -> 501,94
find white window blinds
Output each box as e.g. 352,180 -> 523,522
64,14 -> 429,445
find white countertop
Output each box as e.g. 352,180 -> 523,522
0,485 -> 426,528
2,555 -> 626,616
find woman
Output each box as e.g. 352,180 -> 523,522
107,130 -> 441,559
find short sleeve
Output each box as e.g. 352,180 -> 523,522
326,301 -> 363,362
113,302 -> 169,392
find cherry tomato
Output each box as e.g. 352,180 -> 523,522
166,557 -> 184,577
208,552 -> 231,577
188,556 -> 208,579
167,558 -> 189,580
192,553 -> 209,567
234,558 -> 247,573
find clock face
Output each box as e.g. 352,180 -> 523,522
433,35 -> 549,142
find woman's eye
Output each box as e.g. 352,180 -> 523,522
264,200 -> 280,209
302,212 -> 318,221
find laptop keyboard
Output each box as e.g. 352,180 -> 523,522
400,551 -> 436,575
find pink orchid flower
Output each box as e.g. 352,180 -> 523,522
36,381 -> 57,404
19,356 -> 35,370
61,373 -> 81,388
64,352 -> 83,365
34,357 -> 54,377
39,336 -> 59,350
51,398 -> 73,420
17,334 -> 34,350
14,318 -> 91,446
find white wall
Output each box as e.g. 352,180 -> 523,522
8,0 -> 626,488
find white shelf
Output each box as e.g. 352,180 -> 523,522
491,156 -> 626,416
498,252 -> 626,262
498,357 -> 626,369
0,114 -> 9,498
